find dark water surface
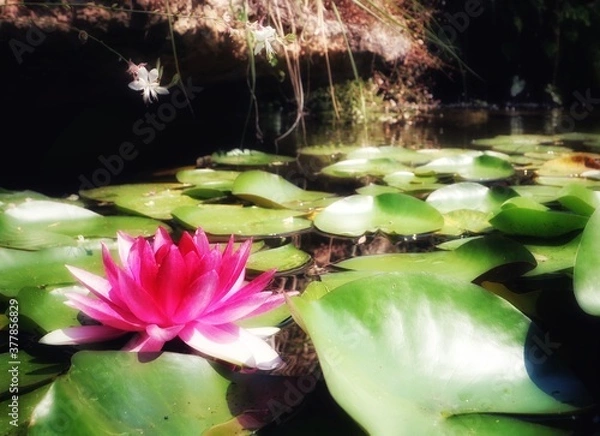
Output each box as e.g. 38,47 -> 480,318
5,106 -> 600,197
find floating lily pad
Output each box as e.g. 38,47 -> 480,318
211,149 -> 295,166
114,190 -> 201,220
28,351 -> 301,434
489,199 -> 589,238
313,193 -> 444,237
537,153 -> 600,177
232,170 -> 336,211
509,185 -> 562,204
556,184 -> 600,216
524,234 -> 581,277
0,201 -> 165,250
247,243 -> 312,274
1,351 -> 66,394
472,134 -> 557,148
0,240 -> 116,296
438,209 -> 493,235
320,158 -> 411,179
383,171 -> 443,193
176,168 -> 241,187
17,285 -> 88,334
426,182 -> 517,214
347,146 -> 431,165
297,144 -> 360,157
491,143 -> 571,157
172,205 -> 312,238
574,208 -> 600,315
335,235 -> 536,283
80,183 -> 186,203
290,273 -> 590,435
415,152 -> 515,182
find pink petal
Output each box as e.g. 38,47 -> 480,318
155,245 -> 187,316
153,227 -> 173,252
201,292 -> 286,324
122,332 -> 165,352
65,293 -> 143,331
180,322 -> 283,370
117,231 -> 135,266
117,268 -> 167,324
146,324 -> 184,342
215,238 -> 252,301
212,269 -> 276,310
65,265 -> 110,300
126,237 -> 158,293
172,270 -> 219,323
39,325 -> 125,345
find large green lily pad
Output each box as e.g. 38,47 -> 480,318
290,273 -> 590,435
232,170 -> 336,210
573,208 -> 600,315
27,351 -> 299,435
415,152 -> 515,182
172,205 -> 312,238
320,158 -> 411,179
489,199 -> 589,238
313,193 -> 444,237
335,235 -> 536,283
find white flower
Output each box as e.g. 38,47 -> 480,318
252,24 -> 277,58
128,66 -> 169,104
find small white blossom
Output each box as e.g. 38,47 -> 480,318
128,66 -> 169,104
251,23 -> 277,59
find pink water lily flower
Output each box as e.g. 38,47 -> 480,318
40,227 -> 289,370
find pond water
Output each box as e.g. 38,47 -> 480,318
5,105 -> 600,434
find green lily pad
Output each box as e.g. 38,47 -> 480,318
232,170 -> 336,211
297,144 -> 360,157
313,193 -> 444,237
573,208 -> 600,315
17,285 -> 87,334
426,182 -> 517,214
489,200 -> 589,238
491,143 -> 571,157
415,153 -> 515,182
172,205 -> 312,238
1,351 -> 66,396
0,239 -> 116,296
211,149 -> 295,166
113,190 -> 201,220
438,209 -> 493,235
247,243 -> 312,274
290,272 -> 590,435
27,351 -> 296,434
556,184 -> 600,216
536,153 -> 600,177
320,158 -> 411,179
80,183 -> 186,203
535,175 -> 600,188
346,146 -> 432,165
383,171 -> 443,193
177,169 -> 241,199
335,235 -> 536,282
510,185 -> 562,204
0,200 -> 167,250
176,168 -> 241,188
524,234 -> 581,277
472,134 -> 558,148
355,184 -> 401,196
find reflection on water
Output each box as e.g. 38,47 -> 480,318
277,108 -> 600,156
